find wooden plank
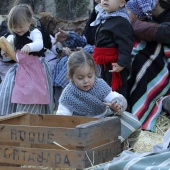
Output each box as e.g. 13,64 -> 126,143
0,145 -> 84,169
0,140 -> 121,169
84,140 -> 121,168
0,113 -> 117,130
0,125 -> 82,147
0,117 -> 119,148
76,117 -> 118,128
0,112 -> 30,125
76,117 -> 120,148
0,166 -> 75,170
0,113 -> 98,128
0,166 -> 45,170
29,114 -> 98,128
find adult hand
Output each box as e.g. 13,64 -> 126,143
109,63 -> 124,72
54,28 -> 69,45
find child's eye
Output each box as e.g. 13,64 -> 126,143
77,77 -> 83,80
88,75 -> 93,78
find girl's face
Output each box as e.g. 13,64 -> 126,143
11,22 -> 31,36
101,0 -> 126,13
71,64 -> 95,91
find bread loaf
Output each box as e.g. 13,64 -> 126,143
0,36 -> 16,61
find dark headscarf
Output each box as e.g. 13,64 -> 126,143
126,0 -> 156,19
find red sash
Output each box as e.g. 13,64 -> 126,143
92,47 -> 122,91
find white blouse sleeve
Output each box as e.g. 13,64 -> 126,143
56,103 -> 73,116
104,91 -> 127,112
27,28 -> 43,52
6,34 -> 14,42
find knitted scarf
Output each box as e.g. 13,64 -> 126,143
59,78 -> 111,116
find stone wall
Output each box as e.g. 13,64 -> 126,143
0,0 -> 94,20
0,0 -> 94,36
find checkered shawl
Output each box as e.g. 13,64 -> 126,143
90,7 -> 130,26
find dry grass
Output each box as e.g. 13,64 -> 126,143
133,130 -> 163,153
154,112 -> 170,136
134,112 -> 169,153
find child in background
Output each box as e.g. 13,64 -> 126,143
57,50 -> 141,147
0,0 -> 37,82
92,0 -> 134,99
0,4 -> 53,115
0,0 -> 59,82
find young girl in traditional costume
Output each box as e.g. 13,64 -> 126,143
0,4 -> 53,115
57,50 -> 141,148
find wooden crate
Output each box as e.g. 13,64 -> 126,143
0,112 -> 121,169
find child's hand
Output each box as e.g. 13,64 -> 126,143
63,47 -> 83,56
103,100 -> 122,113
1,49 -> 9,58
21,45 -> 30,54
76,47 -> 84,51
109,63 -> 124,72
54,28 -> 69,45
